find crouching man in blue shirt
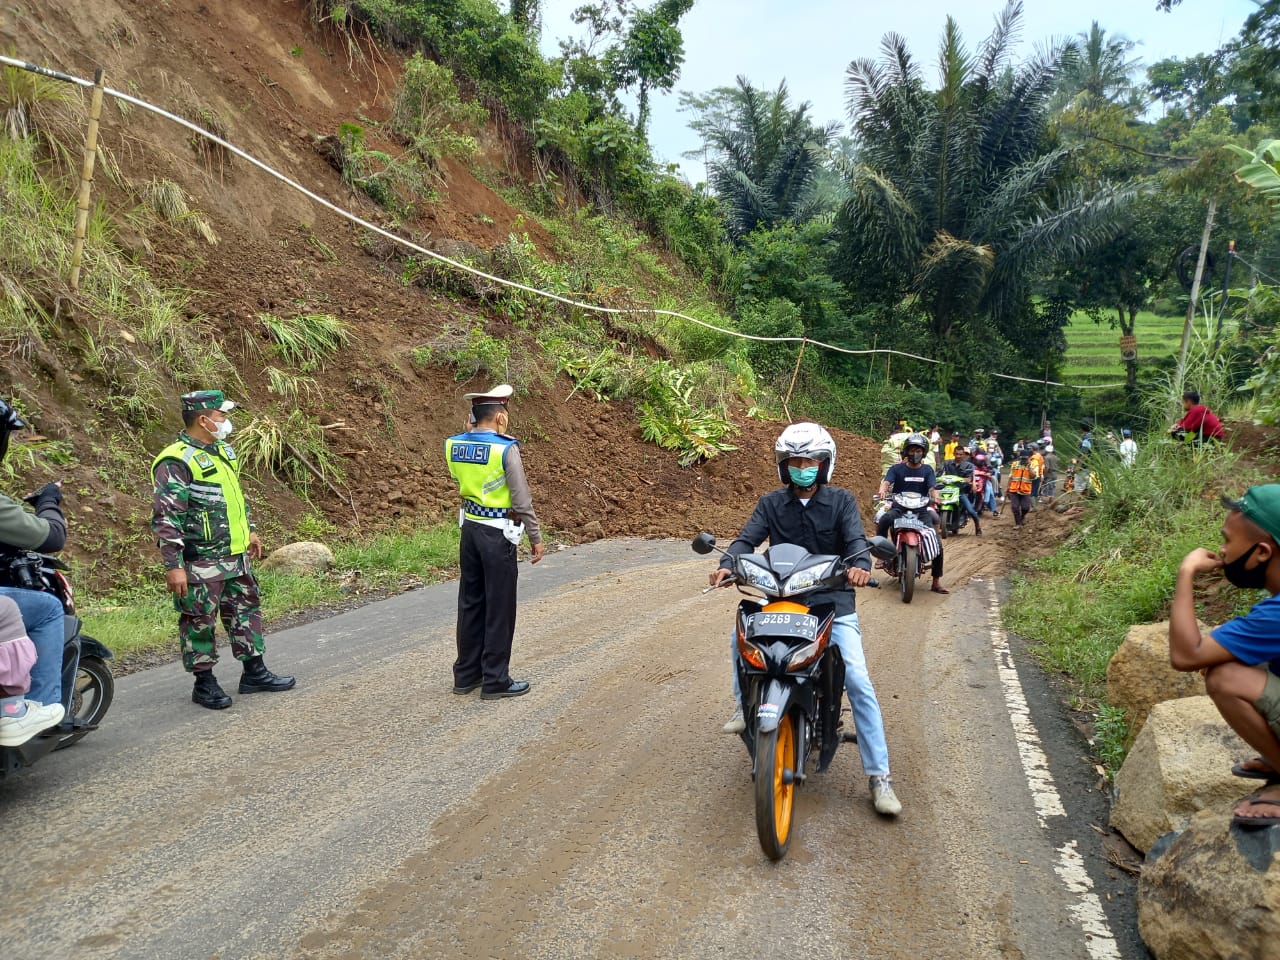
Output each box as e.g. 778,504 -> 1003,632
1170,484 -> 1280,828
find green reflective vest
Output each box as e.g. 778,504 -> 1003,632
152,437 -> 251,558
445,431 -> 515,517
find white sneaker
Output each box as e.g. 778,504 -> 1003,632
870,774 -> 902,816
0,701 -> 65,747
722,707 -> 745,734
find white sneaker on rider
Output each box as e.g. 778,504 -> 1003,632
0,701 -> 65,747
869,774 -> 902,816
722,707 -> 745,734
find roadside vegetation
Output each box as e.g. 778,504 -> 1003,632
1005,435 -> 1266,773
81,521 -> 464,662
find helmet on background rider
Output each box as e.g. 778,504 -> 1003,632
775,422 -> 837,485
901,433 -> 928,465
0,398 -> 26,465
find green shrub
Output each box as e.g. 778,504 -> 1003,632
389,54 -> 487,165
638,361 -> 738,466
414,324 -> 511,383
335,121 -> 436,214
235,406 -> 344,494
260,312 -> 350,371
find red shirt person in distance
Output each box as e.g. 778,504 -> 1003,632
1173,390 -> 1224,442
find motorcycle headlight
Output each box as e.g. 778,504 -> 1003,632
786,622 -> 833,671
784,561 -> 830,593
737,558 -> 778,593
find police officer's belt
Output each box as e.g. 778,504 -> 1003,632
463,500 -> 508,520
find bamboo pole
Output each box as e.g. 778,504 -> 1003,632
68,68 -> 106,292
1175,195 -> 1218,389
782,339 -> 807,422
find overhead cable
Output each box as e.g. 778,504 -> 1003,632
1,54 -> 1128,392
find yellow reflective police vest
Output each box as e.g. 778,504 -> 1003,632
152,438 -> 251,556
445,430 -> 516,519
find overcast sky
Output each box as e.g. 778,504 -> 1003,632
538,0 -> 1256,181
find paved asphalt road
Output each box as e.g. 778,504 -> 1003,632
0,538 -> 1146,959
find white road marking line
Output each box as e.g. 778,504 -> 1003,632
1057,840 -> 1123,960
984,579 -> 1065,826
982,578 -> 1122,960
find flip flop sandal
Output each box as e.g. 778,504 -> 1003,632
930,585 -> 950,595
1232,796 -> 1280,830
1231,757 -> 1280,783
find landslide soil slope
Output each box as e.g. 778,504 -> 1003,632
1,0 -> 858,583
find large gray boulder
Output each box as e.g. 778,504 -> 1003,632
1106,620 -> 1207,741
1111,696 -> 1251,853
1139,810 -> 1280,959
260,541 -> 335,575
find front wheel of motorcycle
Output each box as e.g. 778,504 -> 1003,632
899,544 -> 917,604
754,711 -> 798,861
56,656 -> 114,750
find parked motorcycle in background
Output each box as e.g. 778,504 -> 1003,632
693,531 -> 895,860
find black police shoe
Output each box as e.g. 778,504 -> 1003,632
480,680 -> 531,700
192,671 -> 233,710
238,656 -> 297,694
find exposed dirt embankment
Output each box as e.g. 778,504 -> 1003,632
0,0 -> 901,588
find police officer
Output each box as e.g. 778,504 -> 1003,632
152,391 -> 295,709
446,384 -> 544,700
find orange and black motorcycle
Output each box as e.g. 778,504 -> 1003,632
693,531 -> 895,860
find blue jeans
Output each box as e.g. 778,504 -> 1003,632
959,492 -> 981,523
732,612 -> 890,776
983,484 -> 998,514
0,586 -> 66,707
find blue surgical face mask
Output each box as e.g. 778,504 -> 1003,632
788,465 -> 820,488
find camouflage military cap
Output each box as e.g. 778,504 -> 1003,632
181,390 -> 236,414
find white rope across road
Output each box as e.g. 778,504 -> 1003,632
3,54 -> 1127,391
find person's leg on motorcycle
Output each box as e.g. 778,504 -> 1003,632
984,483 -> 999,517
0,586 -> 64,708
929,549 -> 947,595
0,594 -> 63,743
830,613 -> 900,815
723,630 -> 745,733
875,505 -> 905,540
960,492 -> 982,535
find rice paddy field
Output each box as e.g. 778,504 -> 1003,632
1062,310 -> 1185,385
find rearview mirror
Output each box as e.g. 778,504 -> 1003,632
868,536 -> 897,561
691,532 -> 717,555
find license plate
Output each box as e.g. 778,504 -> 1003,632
747,611 -> 818,638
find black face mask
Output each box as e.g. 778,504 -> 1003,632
1223,543 -> 1271,590
907,452 -> 923,465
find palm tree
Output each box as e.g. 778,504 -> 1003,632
836,0 -> 1132,389
683,78 -> 839,241
1055,22 -> 1141,111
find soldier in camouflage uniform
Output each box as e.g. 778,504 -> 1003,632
151,390 -> 296,709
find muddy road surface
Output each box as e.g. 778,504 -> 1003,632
0,536 -> 1142,959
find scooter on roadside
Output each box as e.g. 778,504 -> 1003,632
0,546 -> 114,778
693,531 -> 896,861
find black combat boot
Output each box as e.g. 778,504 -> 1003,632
238,656 -> 297,694
192,670 -> 233,710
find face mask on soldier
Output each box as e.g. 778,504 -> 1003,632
204,415 -> 233,441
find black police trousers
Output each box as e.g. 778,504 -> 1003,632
455,520 -> 519,693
